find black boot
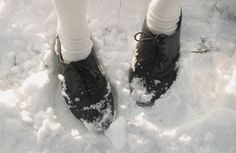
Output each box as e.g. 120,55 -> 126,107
129,15 -> 182,106
54,36 -> 115,131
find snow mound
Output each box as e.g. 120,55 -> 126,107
105,117 -> 127,150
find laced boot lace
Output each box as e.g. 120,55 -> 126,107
63,61 -> 103,96
134,32 -> 168,75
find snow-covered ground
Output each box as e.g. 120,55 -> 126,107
1,0 -> 236,152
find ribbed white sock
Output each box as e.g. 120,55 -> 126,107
147,0 -> 181,36
52,0 -> 93,63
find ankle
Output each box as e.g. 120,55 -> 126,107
146,0 -> 181,36
59,36 -> 93,63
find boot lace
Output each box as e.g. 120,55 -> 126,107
134,32 -> 168,73
63,61 -> 103,96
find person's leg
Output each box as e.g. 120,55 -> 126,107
52,0 -> 115,131
52,0 -> 93,63
146,0 -> 181,36
129,0 -> 182,106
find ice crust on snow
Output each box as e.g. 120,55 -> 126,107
105,117 -> 127,150
0,0 -> 236,153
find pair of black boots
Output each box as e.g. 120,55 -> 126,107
54,16 -> 181,131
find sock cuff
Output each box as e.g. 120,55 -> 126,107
61,43 -> 93,63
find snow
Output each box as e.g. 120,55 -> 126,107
105,117 -> 127,150
0,0 -> 236,153
130,77 -> 155,104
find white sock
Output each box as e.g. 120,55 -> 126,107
147,0 -> 181,36
52,0 -> 93,63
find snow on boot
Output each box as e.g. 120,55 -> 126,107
54,36 -> 115,131
129,15 -> 182,106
